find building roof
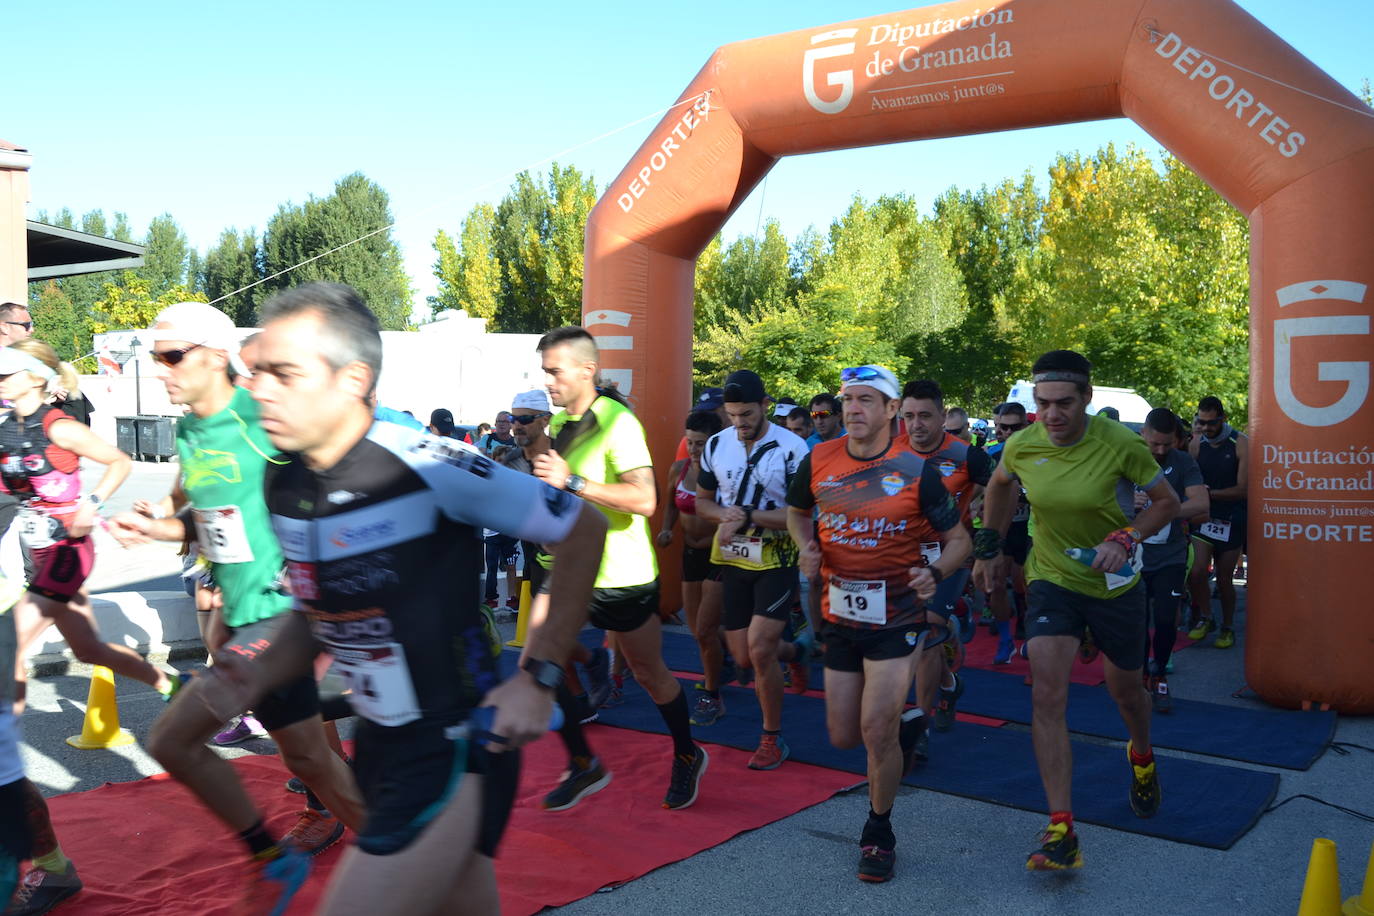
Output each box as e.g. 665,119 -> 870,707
27,221 -> 145,281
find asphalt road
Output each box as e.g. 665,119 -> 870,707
17,459 -> 1374,915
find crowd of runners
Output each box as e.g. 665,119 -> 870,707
0,286 -> 1250,913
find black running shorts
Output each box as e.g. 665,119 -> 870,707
720,566 -> 797,631
822,622 -> 924,673
221,616 -> 320,733
354,720 -> 520,858
587,581 -> 660,633
681,545 -> 722,584
1026,578 -> 1147,671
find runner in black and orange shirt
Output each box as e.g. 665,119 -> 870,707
900,379 -> 993,737
787,365 -> 968,884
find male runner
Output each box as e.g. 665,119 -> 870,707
943,407 -> 972,443
787,365 -> 967,881
805,393 -> 844,448
500,390 -> 554,598
183,283 -> 608,915
698,370 -> 811,770
974,350 -> 1177,870
985,401 -> 1033,660
900,380 -> 992,740
1135,409 -> 1209,712
108,302 -> 364,868
531,327 -> 706,811
1186,396 -> 1248,648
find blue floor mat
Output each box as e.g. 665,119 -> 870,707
628,629 -> 1334,770
584,673 -> 1276,850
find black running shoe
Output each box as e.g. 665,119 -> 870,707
857,845 -> 895,882
663,746 -> 709,810
7,861 -> 83,915
542,758 -> 612,811
933,672 -> 964,732
1026,822 -> 1082,871
1128,743 -> 1161,818
584,648 -> 613,710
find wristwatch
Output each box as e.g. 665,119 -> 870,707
564,474 -> 587,495
521,657 -> 565,692
87,494 -> 103,507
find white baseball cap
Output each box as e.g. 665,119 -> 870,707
0,347 -> 55,381
512,389 -> 551,412
839,365 -> 901,400
148,302 -> 251,377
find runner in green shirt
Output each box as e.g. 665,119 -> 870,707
973,350 -> 1179,873
108,303 -> 364,867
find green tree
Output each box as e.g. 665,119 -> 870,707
91,275 -> 209,333
261,173 -> 413,329
203,228 -> 264,326
29,281 -> 90,365
430,204 -> 502,321
140,214 -> 190,296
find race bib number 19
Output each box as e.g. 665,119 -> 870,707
828,577 -> 887,625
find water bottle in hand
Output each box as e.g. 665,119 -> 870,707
461,704 -> 565,746
1064,547 -> 1135,578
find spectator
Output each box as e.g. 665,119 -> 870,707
0,302 -> 33,347
479,411 -> 516,455
429,408 -> 458,437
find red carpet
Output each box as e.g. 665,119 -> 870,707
961,623 -> 1195,685
44,726 -> 858,915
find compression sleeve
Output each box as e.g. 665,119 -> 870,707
966,445 -> 994,487
380,423 -> 580,546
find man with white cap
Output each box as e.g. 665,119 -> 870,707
108,302 -> 365,873
786,365 -> 969,882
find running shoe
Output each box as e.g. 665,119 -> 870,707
236,845 -> 309,916
1165,657 -> 1175,674
479,603 -> 503,657
899,709 -> 927,773
214,714 -> 268,746
747,734 -> 789,770
993,632 -> 1015,665
1026,821 -> 1082,871
663,746 -> 709,810
1077,632 -> 1100,664
283,809 -> 345,857
602,686 -> 624,708
542,758 -> 612,811
1187,618 -> 1216,641
1151,677 -> 1172,714
1213,627 -> 1235,649
857,845 -> 896,882
956,601 -> 976,644
690,689 -> 724,726
933,672 -> 964,733
505,595 -> 519,611
6,861 -> 82,916
575,694 -> 599,725
584,647 -> 613,710
1127,742 -> 1161,818
284,775 -> 306,795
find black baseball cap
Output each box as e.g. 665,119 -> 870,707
693,387 -> 725,412
723,370 -> 767,403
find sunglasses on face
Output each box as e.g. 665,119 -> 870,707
996,422 -> 1026,432
510,413 -> 547,425
811,409 -> 836,420
1194,416 -> 1222,426
151,344 -> 204,367
4,321 -> 33,332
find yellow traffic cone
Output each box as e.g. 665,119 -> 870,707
1299,838 -> 1343,916
66,665 -> 135,749
505,581 -> 532,648
1346,841 -> 1374,916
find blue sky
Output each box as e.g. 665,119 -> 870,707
9,0 -> 1370,312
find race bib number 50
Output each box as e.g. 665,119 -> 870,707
722,535 -> 764,567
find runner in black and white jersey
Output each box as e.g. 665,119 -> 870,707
189,284 -> 608,916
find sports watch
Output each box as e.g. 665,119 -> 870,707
521,657 -> 565,692
564,474 -> 587,495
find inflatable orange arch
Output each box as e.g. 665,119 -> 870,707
582,0 -> 1374,713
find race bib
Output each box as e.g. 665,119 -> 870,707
329,642 -> 421,726
722,535 -> 764,567
1199,519 -> 1232,542
920,541 -> 942,566
193,506 -> 255,565
17,509 -> 56,549
828,577 -> 887,625
1144,523 -> 1171,545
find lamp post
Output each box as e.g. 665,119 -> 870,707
130,335 -> 143,416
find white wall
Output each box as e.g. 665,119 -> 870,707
84,311 -> 546,443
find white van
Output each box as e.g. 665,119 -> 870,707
1006,380 -> 1152,430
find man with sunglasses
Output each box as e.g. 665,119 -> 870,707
0,304 -> 32,348
983,401 -> 1034,661
108,302 -> 367,875
698,369 -> 811,770
787,365 -> 966,882
805,393 -> 845,448
943,407 -> 972,444
1186,396 -> 1248,648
